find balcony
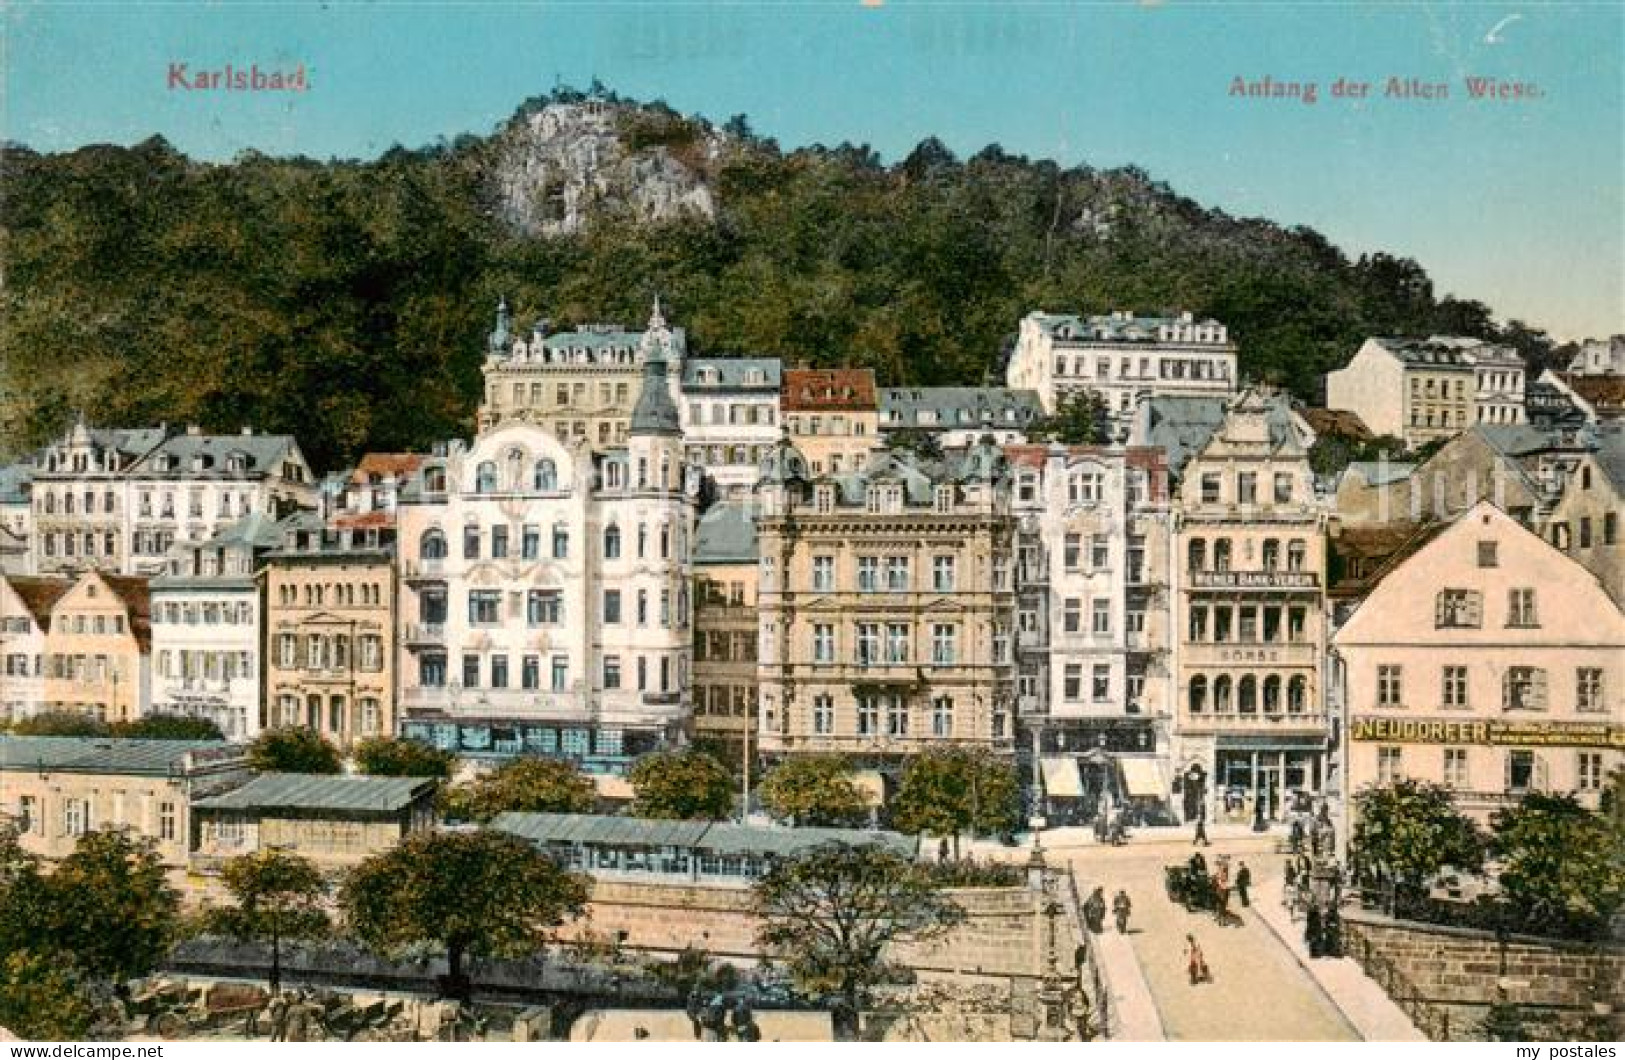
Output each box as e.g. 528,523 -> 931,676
399,685 -> 582,715
403,622 -> 446,646
1180,710 -> 1330,733
402,558 -> 447,582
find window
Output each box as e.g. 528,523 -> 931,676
1605,513 -> 1617,546
886,696 -> 909,737
491,525 -> 509,559
1377,665 -> 1403,707
1214,539 -> 1232,572
469,590 -> 501,625
1377,747 -> 1403,785
63,798 -> 91,837
1578,752 -> 1604,792
1435,589 -> 1482,628
1576,668 -> 1604,712
462,654 -> 480,688
522,655 -> 540,690
1064,663 -> 1083,701
1236,472 -> 1257,505
1477,540 -> 1498,568
1262,539 -> 1280,572
1188,676 -> 1208,713
463,525 -> 480,560
603,656 -> 621,690
857,694 -> 879,737
1506,588 -> 1538,627
931,624 -> 957,665
475,461 -> 498,493
1200,473 -> 1221,504
813,694 -> 834,735
813,624 -> 835,664
931,695 -> 954,737
521,525 -> 540,560
885,556 -> 910,592
552,525 -> 569,559
420,529 -> 447,559
932,555 -> 956,593
1063,599 -> 1081,634
1503,667 -> 1548,710
1506,750 -> 1541,792
885,623 -> 909,664
603,590 -> 622,625
1064,534 -> 1082,570
1442,666 -> 1468,708
856,623 -> 880,666
1068,470 -> 1101,504
551,656 -> 569,691
1092,599 -> 1111,635
1092,664 -> 1110,701
1443,748 -> 1469,789
1187,539 -> 1206,572
857,557 -> 879,593
527,589 -> 562,625
1273,472 -> 1294,504
534,459 -> 557,491
603,525 -> 621,559
812,556 -> 835,592
1286,540 -> 1306,572
490,656 -> 509,689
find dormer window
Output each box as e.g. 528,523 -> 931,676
814,484 -> 835,513
226,453 -> 247,474
934,485 -> 954,513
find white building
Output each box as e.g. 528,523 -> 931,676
1005,310 -> 1237,421
1566,336 -> 1625,377
879,388 -> 1043,450
148,514 -> 283,740
679,357 -> 782,500
395,350 -> 698,770
0,574 -> 69,722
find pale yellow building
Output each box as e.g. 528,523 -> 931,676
262,513 -> 397,748
691,503 -> 759,761
1326,337 -> 1476,450
40,570 -> 153,723
1335,501 -> 1624,822
780,369 -> 881,478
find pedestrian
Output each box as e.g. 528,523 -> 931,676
1189,850 -> 1208,877
1185,934 -> 1210,985
1085,886 -> 1107,934
1236,861 -> 1252,907
1193,814 -> 1210,847
1289,816 -> 1305,853
1305,903 -> 1323,958
938,838 -> 950,863
1112,889 -> 1133,933
1214,882 -> 1231,925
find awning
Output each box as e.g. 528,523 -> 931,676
591,773 -> 635,801
1041,757 -> 1084,798
1119,757 -> 1164,799
849,770 -> 886,809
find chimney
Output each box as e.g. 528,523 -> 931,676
241,425 -> 253,436
186,423 -> 201,437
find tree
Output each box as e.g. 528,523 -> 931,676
1029,390 -> 1107,445
41,829 -> 180,985
630,749 -> 733,820
0,826 -> 47,959
206,850 -> 329,993
1490,794 -> 1625,931
340,831 -> 588,1001
248,727 -> 343,775
11,711 -> 109,737
354,736 -> 455,779
111,714 -> 224,740
890,748 -> 1021,857
758,756 -> 870,827
754,842 -> 965,1040
0,949 -> 97,1041
440,756 -> 596,823
1350,780 -> 1485,912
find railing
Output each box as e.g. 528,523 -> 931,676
402,622 -> 445,644
401,558 -> 446,579
1182,710 -> 1330,730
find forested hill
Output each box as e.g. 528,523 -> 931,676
0,89 -> 1564,472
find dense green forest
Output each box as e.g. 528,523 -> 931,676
0,90 -> 1566,472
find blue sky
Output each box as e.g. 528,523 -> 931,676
4,1 -> 1621,341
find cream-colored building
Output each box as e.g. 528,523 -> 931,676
476,299 -> 686,448
755,439 -> 1017,764
1543,426 -> 1624,608
780,369 -> 881,478
1171,389 -> 1331,824
1334,501 -> 1624,822
0,736 -> 247,875
262,513 -> 397,748
0,574 -> 68,722
40,570 -> 153,724
691,503 -> 759,760
1326,336 -> 1524,451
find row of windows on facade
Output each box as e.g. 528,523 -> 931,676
1374,747 -> 1610,793
12,795 -> 177,841
1195,471 -> 1302,507
694,630 -> 757,663
419,521 -> 681,565
1410,377 -> 1471,399
413,651 -> 679,694
685,444 -> 772,467
799,692 -> 1003,740
1185,674 -> 1313,714
695,683 -> 756,717
688,402 -> 776,428
795,554 -> 967,593
272,582 -> 386,609
154,600 -> 256,626
1550,511 -> 1618,552
36,487 -> 260,519
417,586 -> 688,630
460,452 -> 676,496
1433,587 -> 1545,629
1187,604 -> 1312,643
807,622 -> 970,666
1411,408 -> 1468,430
1051,355 -> 1231,381
274,633 -> 387,672
1186,537 -> 1312,573
273,693 -> 384,736
499,379 -> 632,409
786,415 -> 870,438
1372,664 -> 1606,712
156,649 -> 254,684
1014,471 -> 1153,508
40,613 -> 130,637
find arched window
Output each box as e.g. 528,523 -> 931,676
1263,675 -> 1281,713
420,529 -> 447,560
475,461 -> 498,494
1189,676 -> 1208,714
1213,676 -> 1232,713
603,524 -> 621,560
42,492 -> 55,515
534,458 -> 557,491
1187,538 -> 1206,572
1288,676 -> 1307,714
1239,675 -> 1257,714
1261,539 -> 1280,572
1214,538 -> 1232,572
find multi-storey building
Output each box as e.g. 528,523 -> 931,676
1171,389 -> 1330,825
475,299 -> 686,448
878,388 -> 1043,450
30,420 -> 166,575
40,569 -> 153,724
1566,335 -> 1625,377
149,514 -> 283,741
262,512 -> 397,748
328,453 -> 426,533
780,369 -> 880,478
754,439 -> 1017,769
395,349 -> 696,770
0,574 -> 69,722
1326,336 -> 1524,451
1334,501 -> 1624,822
1,463 -> 32,574
1542,424 -> 1624,607
1006,444 -> 1174,823
691,502 -> 759,762
680,358 -> 782,499
1005,310 -> 1238,422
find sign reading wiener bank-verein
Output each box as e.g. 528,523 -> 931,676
1350,717 -> 1623,749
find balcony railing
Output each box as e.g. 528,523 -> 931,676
1181,710 -> 1330,731
403,622 -> 445,645
402,558 -> 447,580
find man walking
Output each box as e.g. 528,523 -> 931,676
1112,889 -> 1133,933
1193,813 -> 1210,847
1236,861 -> 1253,907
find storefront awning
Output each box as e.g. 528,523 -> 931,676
1041,757 -> 1084,798
849,770 -> 886,809
1119,757 -> 1164,799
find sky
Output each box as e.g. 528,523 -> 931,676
3,1 -> 1621,342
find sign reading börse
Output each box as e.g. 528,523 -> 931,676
1350,716 -> 1623,749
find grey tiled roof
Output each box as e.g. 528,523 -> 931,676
127,432 -> 301,479
1591,425 -> 1625,494
1135,394 -> 1301,477
878,387 -> 1042,430
1369,336 -> 1476,369
493,811 -> 916,860
0,462 -> 33,504
629,353 -> 682,437
194,773 -> 437,813
681,358 -> 781,391
1031,311 -> 1228,342
694,502 -> 757,565
1340,461 -> 1416,489
0,736 -> 231,776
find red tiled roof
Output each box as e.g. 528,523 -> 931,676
1300,407 -> 1373,441
98,573 -> 154,653
331,510 -> 394,531
349,453 -> 426,484
1559,373 -> 1625,414
5,575 -> 71,630
1000,444 -> 1170,501
782,369 -> 877,412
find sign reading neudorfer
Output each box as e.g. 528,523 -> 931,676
1350,717 -> 1623,749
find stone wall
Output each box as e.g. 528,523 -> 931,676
1342,909 -> 1623,1041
